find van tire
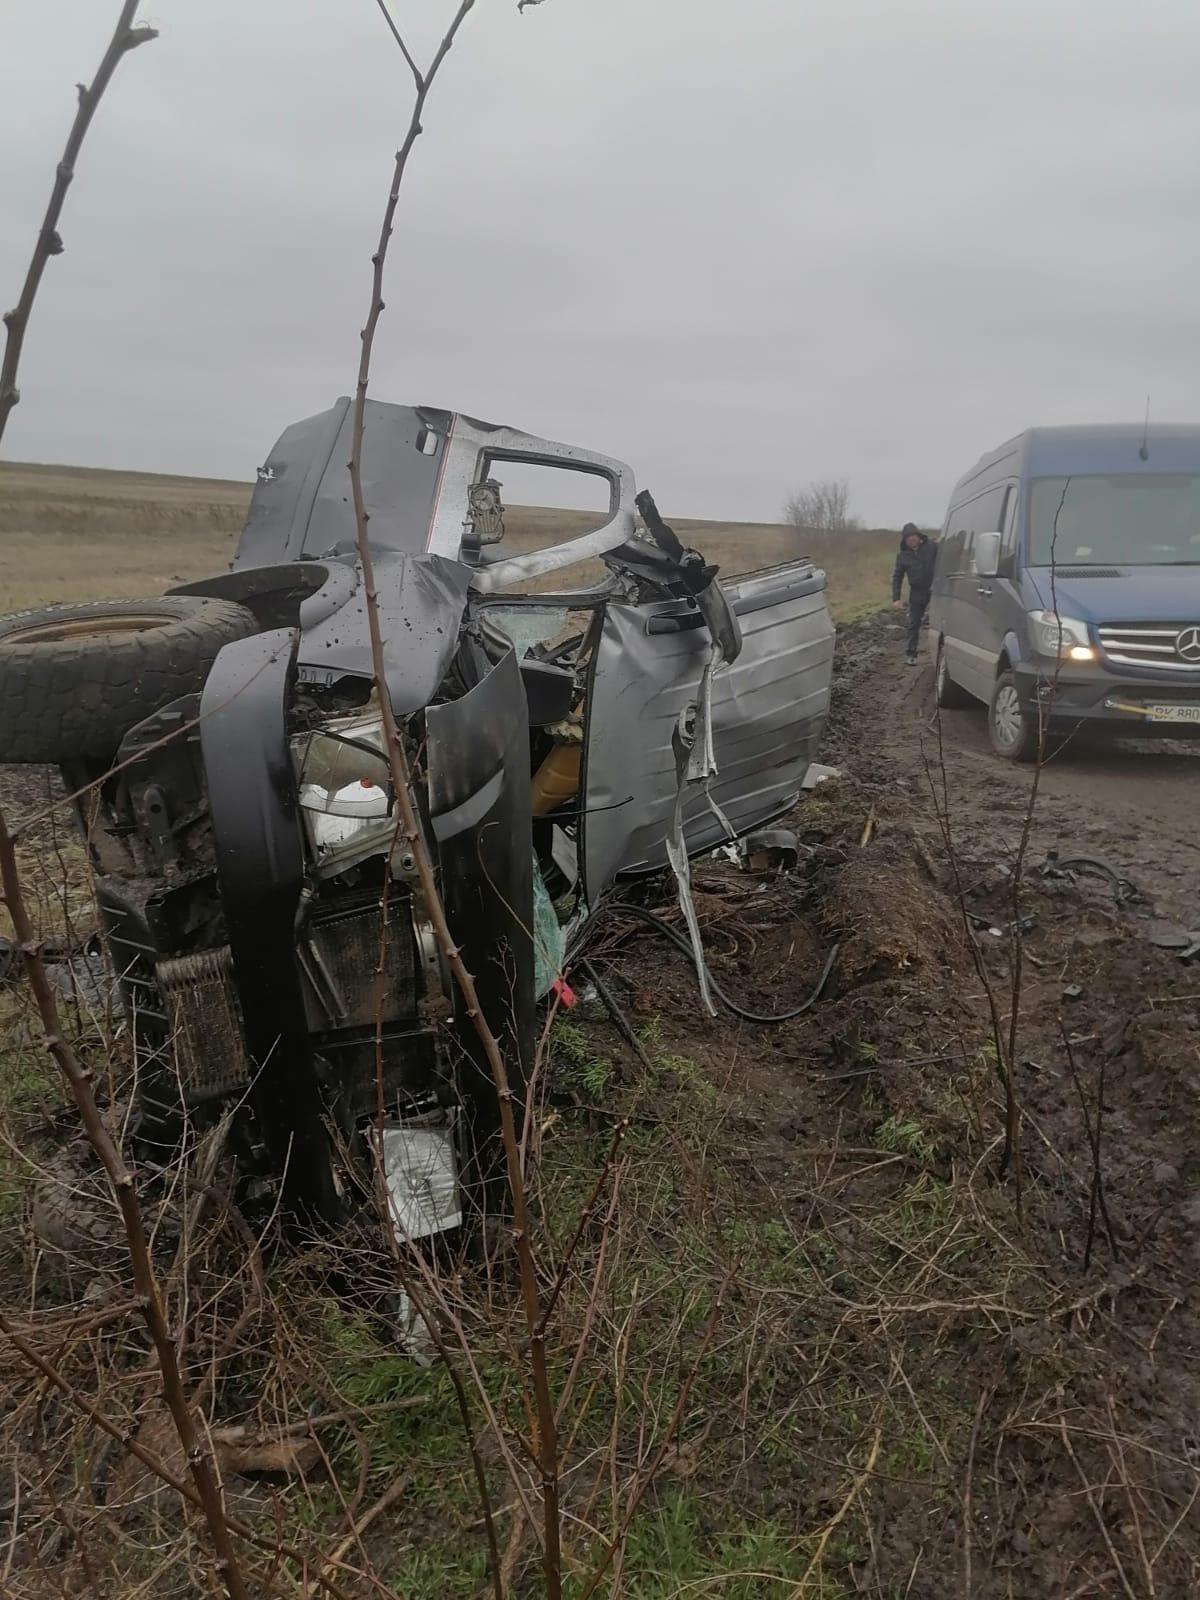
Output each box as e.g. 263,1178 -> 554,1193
988,671 -> 1039,762
934,640 -> 973,709
0,597 -> 257,765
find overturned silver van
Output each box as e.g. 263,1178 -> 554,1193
0,400 -> 835,1237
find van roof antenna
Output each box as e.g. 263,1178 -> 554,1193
1139,395 -> 1150,461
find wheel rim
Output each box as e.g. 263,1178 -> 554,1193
3,612 -> 169,646
993,684 -> 1023,748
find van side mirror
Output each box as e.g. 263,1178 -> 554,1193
974,530 -> 1002,578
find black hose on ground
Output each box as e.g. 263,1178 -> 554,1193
578,957 -> 660,1072
602,902 -> 839,1025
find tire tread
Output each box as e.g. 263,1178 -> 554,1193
0,597 -> 257,763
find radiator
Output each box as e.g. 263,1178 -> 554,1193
157,946 -> 252,1103
301,902 -> 417,1032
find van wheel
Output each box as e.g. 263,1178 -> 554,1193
934,641 -> 972,708
988,671 -> 1039,762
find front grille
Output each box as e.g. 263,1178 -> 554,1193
158,947 -> 252,1103
301,903 -> 417,1032
1096,623 -> 1200,671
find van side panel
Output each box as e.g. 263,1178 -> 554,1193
934,479 -> 1013,701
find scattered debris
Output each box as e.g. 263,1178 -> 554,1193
551,975 -> 578,1007
742,828 -> 800,872
3,934 -> 118,1008
579,954 -> 658,1078
212,1425 -> 322,1479
381,1122 -> 463,1243
110,1413 -> 322,1506
1148,924 -> 1200,961
29,1142 -> 130,1302
965,910 -> 1038,939
801,761 -> 842,789
394,1291 -> 438,1366
44,948 -> 116,1010
1040,849 -> 1138,905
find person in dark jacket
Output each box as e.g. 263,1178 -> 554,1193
892,523 -> 937,665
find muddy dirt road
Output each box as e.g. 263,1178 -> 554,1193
833,614 -> 1199,925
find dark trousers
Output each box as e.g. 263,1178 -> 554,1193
905,592 -> 930,655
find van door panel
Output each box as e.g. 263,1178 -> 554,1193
941,520 -> 978,696
969,484 -> 1014,695
581,565 -> 834,904
945,484 -> 1011,701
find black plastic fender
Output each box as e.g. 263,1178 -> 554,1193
199,628 -> 340,1221
427,647 -> 534,1221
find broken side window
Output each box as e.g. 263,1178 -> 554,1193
466,458 -> 615,592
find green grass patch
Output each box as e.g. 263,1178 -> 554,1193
873,1114 -> 937,1165
562,1488 -> 844,1599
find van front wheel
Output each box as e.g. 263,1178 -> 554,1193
988,671 -> 1039,762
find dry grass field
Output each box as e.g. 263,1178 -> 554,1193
0,459 -> 896,620
0,461 -> 249,610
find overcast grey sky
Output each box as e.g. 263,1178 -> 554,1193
4,0 -> 1200,525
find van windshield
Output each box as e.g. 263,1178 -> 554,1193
1028,474 -> 1200,566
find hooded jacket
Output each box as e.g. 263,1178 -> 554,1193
892,530 -> 936,602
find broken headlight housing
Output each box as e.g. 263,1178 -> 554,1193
292,714 -> 397,876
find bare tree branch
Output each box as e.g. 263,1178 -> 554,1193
344,6 -> 567,1597
0,0 -> 157,448
1061,1021 -> 1120,1270
0,1308 -> 368,1600
371,0 -> 423,91
0,814 -> 250,1600
0,9 -> 258,1593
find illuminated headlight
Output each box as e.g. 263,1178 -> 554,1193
1029,611 -> 1095,662
291,714 -> 397,875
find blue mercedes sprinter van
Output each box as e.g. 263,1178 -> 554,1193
928,425 -> 1200,759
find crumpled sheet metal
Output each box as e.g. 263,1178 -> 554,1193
664,644 -> 735,1018
237,399 -> 453,567
583,583 -> 833,904
297,551 -> 472,716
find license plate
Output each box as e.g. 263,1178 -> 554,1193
1146,704 -> 1200,724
